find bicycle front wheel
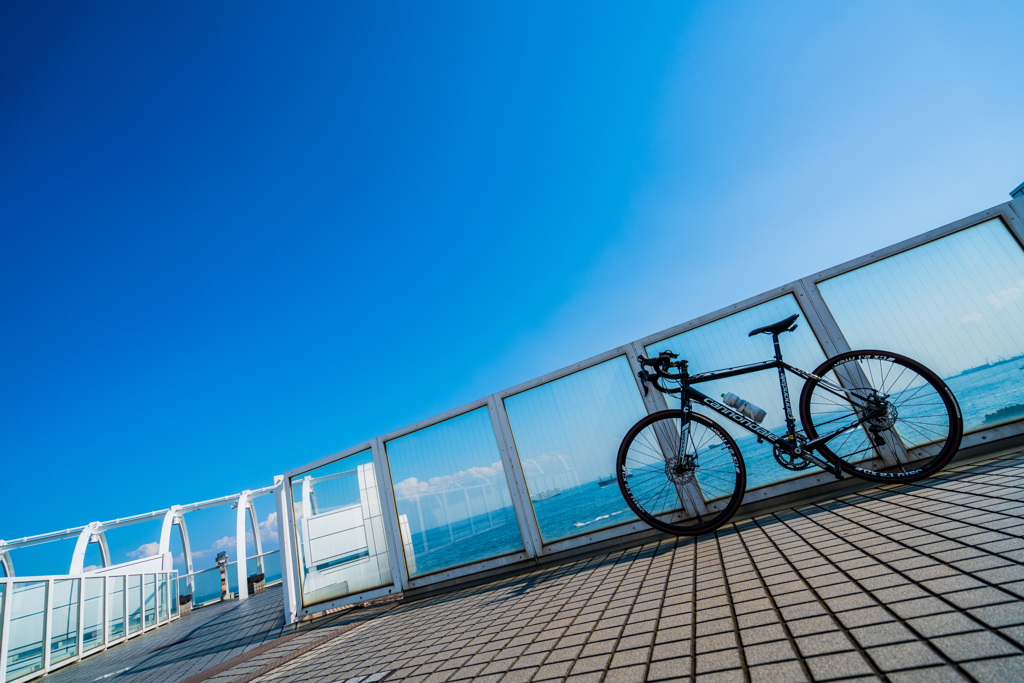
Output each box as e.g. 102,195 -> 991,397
799,350 -> 962,483
617,411 -> 745,536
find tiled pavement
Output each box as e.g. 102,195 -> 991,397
41,583 -> 396,683
47,447 -> 1024,682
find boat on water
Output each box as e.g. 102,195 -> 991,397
597,471 -> 630,487
531,488 -> 561,502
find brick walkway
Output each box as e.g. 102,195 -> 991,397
246,449 -> 1024,683
42,447 -> 1024,682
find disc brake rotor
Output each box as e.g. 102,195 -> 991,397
665,455 -> 696,485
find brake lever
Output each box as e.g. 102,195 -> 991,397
638,370 -> 651,396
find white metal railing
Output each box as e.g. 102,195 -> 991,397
176,550 -> 282,609
0,569 -> 179,683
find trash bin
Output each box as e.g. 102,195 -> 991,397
247,573 -> 265,594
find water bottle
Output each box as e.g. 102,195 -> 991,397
721,392 -> 767,423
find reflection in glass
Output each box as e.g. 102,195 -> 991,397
504,357 -> 649,543
144,573 -> 157,626
646,295 -> 827,490
170,576 -> 179,618
386,408 -> 523,577
127,575 -> 142,634
83,578 -> 105,651
6,581 -> 46,681
818,218 -> 1024,435
107,576 -> 125,640
292,449 -> 392,605
158,574 -> 169,622
50,579 -> 79,664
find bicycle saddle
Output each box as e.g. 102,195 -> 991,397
748,313 -> 800,337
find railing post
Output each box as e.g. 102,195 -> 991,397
487,396 -> 543,559
43,579 -> 54,673
102,577 -> 109,648
76,578 -> 85,661
235,492 -> 251,602
273,476 -> 301,624
371,438 -> 411,593
123,577 -> 129,639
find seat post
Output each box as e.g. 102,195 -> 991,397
772,333 -> 783,361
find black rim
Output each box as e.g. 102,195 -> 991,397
800,351 -> 961,482
617,411 -> 745,535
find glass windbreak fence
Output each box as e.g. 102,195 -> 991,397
385,407 -> 524,578
504,357 -> 649,544
0,571 -> 179,683
291,450 -> 393,607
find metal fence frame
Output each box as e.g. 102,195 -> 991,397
0,570 -> 179,683
277,198 -> 1024,623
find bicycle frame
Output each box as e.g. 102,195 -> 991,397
665,340 -> 880,475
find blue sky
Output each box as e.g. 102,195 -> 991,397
2,1 -> 1023,574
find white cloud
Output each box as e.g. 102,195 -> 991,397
127,542 -> 160,560
393,462 -> 505,500
211,535 -> 236,551
259,512 -> 278,543
985,280 -> 1024,309
960,312 -> 984,325
82,564 -> 102,572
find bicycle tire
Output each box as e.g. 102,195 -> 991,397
798,349 -> 962,483
617,410 -> 746,536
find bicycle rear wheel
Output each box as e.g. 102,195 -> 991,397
798,350 -> 962,483
617,410 -> 745,536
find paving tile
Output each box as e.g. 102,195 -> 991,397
866,641 -> 944,671
960,655 -> 1024,682
747,660 -> 807,682
694,647 -> 741,674
739,623 -> 787,646
795,632 -> 855,657
804,650 -> 874,680
932,630 -> 1023,660
647,656 -> 691,681
743,639 -> 798,665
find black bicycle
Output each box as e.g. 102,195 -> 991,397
617,313 -> 963,536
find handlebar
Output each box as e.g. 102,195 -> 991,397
637,352 -> 688,395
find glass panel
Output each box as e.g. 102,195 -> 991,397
50,579 -> 79,665
818,218 -> 1024,435
262,551 -> 282,585
0,584 -> 4,655
127,575 -> 142,634
107,576 -> 125,640
170,576 -> 178,618
82,578 -> 104,651
646,295 -> 828,490
292,449 -> 393,606
6,581 -> 46,681
143,575 -> 156,628
158,574 -> 169,623
190,568 -> 223,606
386,408 -> 523,578
504,357 -> 649,543
227,563 -> 238,596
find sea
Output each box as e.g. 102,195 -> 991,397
404,358 -> 1024,577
